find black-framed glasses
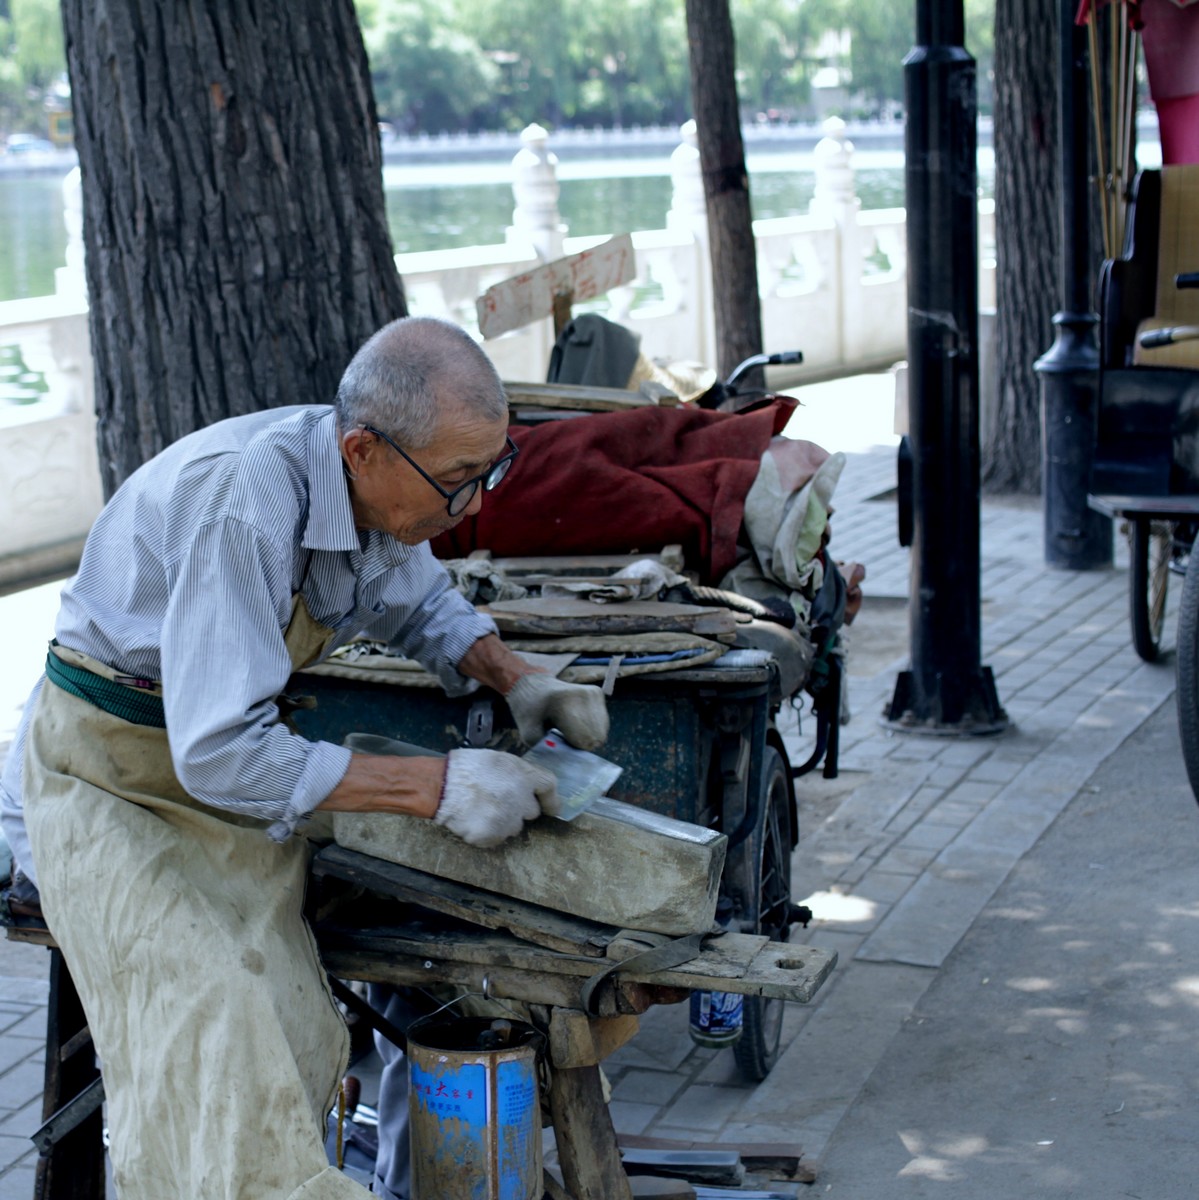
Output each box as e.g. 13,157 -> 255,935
362,424 -> 519,517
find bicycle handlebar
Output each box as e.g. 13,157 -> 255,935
1140,324 -> 1199,350
725,350 -> 804,389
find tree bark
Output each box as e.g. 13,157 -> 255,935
683,0 -> 763,384
982,0 -> 1059,493
61,0 -> 408,496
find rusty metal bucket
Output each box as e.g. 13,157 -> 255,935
407,1015 -> 544,1200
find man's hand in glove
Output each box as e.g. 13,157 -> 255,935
457,633 -> 610,751
434,749 -> 560,847
504,672 -> 610,750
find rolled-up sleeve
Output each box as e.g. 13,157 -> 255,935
160,518 -> 352,836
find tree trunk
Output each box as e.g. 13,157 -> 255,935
982,0 -> 1059,494
683,0 -> 763,384
61,0 -> 408,496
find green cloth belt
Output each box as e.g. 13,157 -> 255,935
44,649 -> 167,729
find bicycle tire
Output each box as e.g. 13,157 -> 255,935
1130,517 -> 1171,662
1176,546 -> 1199,804
733,747 -> 793,1082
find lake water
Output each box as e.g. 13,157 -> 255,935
1,145 -> 996,303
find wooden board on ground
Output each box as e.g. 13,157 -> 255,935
616,1134 -> 805,1175
334,794 -> 726,937
480,597 -> 738,639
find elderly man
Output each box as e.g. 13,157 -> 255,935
0,316 -> 607,1200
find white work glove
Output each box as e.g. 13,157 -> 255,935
434,749 -> 560,847
505,673 -> 610,751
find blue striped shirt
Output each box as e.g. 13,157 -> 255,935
1,405 -> 496,881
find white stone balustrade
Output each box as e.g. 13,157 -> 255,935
0,120 -> 997,580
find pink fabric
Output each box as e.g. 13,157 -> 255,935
1140,0 -> 1199,99
1156,93 -> 1199,163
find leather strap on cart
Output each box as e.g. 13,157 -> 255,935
580,931 -> 709,1017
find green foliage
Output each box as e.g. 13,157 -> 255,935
360,0 -> 500,132
0,0 -> 998,139
0,0 -> 66,135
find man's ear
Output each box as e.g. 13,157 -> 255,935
341,427 -> 373,479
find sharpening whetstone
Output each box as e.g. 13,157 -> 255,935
333,794 -> 727,936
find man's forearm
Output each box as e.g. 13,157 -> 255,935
314,753 -> 445,817
458,633 -> 540,695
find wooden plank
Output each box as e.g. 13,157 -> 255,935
314,924 -> 836,1003
616,1134 -> 804,1173
311,844 -> 617,958
489,546 -> 686,578
479,597 -> 738,639
505,382 -> 674,412
477,234 -> 636,339
334,794 -> 727,937
1088,492 -> 1199,519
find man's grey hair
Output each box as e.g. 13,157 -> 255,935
335,316 -> 507,447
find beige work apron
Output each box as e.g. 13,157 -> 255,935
24,596 -> 370,1200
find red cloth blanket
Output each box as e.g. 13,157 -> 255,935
431,398 -> 798,583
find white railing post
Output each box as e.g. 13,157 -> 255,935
508,123 -> 566,262
666,119 -> 714,366
55,166 -> 87,302
810,117 -> 860,364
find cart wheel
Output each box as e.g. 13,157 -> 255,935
1130,517 -> 1172,662
734,746 -> 793,1082
1176,545 -> 1199,803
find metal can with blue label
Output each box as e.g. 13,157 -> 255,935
688,989 -> 744,1047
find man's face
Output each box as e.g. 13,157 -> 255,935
342,411 -> 510,545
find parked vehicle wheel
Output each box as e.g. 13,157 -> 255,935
734,746 -> 794,1082
1130,517 -> 1172,662
1176,545 -> 1199,803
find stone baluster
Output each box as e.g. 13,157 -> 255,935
666,119 -> 714,368
55,166 -> 87,302
810,117 -> 861,364
508,123 -> 566,262
667,120 -> 706,236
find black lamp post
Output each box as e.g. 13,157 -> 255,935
1035,0 -> 1112,570
886,0 -> 1007,734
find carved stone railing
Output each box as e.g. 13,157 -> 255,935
0,121 -> 997,581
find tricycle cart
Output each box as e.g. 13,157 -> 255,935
1088,165 -> 1199,793
291,553 -> 829,1083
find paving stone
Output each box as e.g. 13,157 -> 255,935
611,1068 -> 691,1107
0,1164 -> 36,1200
967,756 -> 1032,785
608,1100 -> 663,1135
0,1132 -> 33,1174
731,962 -> 934,1133
0,1098 -> 42,1140
896,821 -> 961,854
0,1014 -> 41,1042
0,1035 -> 43,1080
872,844 -> 940,876
0,1059 -> 45,1115
602,1005 -> 696,1074
656,1084 -> 753,1133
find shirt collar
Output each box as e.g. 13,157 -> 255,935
301,408 -> 412,568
